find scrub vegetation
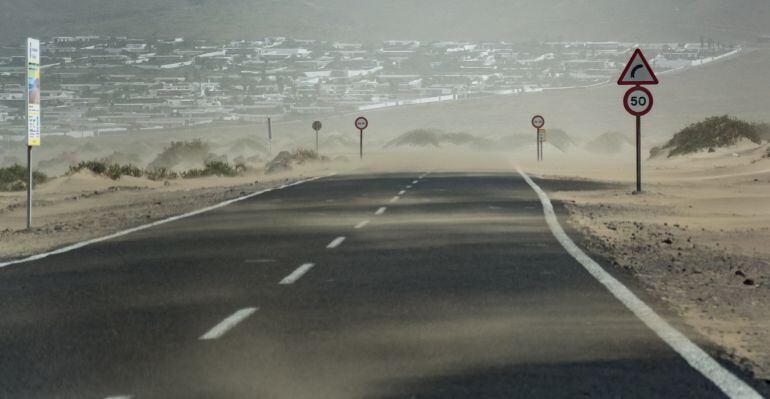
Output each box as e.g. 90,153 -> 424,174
0,165 -> 48,191
650,115 -> 769,157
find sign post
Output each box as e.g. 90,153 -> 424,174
312,120 -> 322,154
538,129 -> 547,161
355,116 -> 368,159
531,115 -> 545,162
267,117 -> 272,154
26,38 -> 41,230
618,48 -> 658,193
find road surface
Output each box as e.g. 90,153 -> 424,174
0,172 -> 765,398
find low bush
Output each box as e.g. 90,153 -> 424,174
148,140 -> 210,170
0,164 -> 48,191
181,160 -> 239,179
651,115 -> 764,157
105,164 -> 143,180
69,160 -> 143,180
145,167 -> 178,181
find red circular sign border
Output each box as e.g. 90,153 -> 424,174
623,86 -> 654,117
531,115 -> 545,129
355,116 -> 369,130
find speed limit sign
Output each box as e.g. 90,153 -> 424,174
355,116 -> 368,130
623,86 -> 653,117
531,115 -> 545,129
355,116 -> 368,159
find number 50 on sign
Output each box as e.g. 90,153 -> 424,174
623,86 -> 653,117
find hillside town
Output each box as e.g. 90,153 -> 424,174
0,36 -> 737,140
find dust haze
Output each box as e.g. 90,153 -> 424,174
1,0 -> 770,391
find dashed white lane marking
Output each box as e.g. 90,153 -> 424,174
398,190 -> 406,195
412,180 -> 419,184
0,174 -> 333,270
279,263 -> 316,285
389,196 -> 400,203
515,166 -> 762,399
406,185 -> 412,189
199,307 -> 259,340
354,220 -> 370,229
327,236 -> 346,249
375,207 -> 387,215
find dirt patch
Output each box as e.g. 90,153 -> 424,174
552,180 -> 770,382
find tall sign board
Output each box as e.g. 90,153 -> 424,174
27,38 -> 41,147
25,38 -> 41,229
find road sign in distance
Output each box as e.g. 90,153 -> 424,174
312,120 -> 322,131
618,49 -> 659,85
355,116 -> 368,130
531,115 -> 545,129
623,86 -> 654,117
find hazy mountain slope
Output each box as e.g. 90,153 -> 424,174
1,0 -> 769,43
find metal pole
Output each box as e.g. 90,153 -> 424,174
27,145 -> 32,229
541,134 -> 544,161
359,129 -> 363,159
536,128 -> 540,161
267,117 -> 272,154
315,130 -> 319,154
636,115 -> 642,193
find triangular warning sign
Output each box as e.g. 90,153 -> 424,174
617,48 -> 658,85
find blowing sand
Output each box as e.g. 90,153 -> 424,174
517,143 -> 770,382
1,47 -> 769,385
0,164 -> 342,261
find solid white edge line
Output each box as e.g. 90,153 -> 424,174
199,307 -> 258,340
104,396 -> 132,399
389,196 -> 400,203
0,174 -> 335,269
279,263 -> 316,285
354,220 -> 370,229
375,207 -> 387,215
326,236 -> 346,249
515,166 -> 762,399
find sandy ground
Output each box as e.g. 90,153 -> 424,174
0,164 -> 342,261
517,142 -> 770,382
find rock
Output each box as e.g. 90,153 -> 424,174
662,238 -> 673,244
743,279 -> 755,286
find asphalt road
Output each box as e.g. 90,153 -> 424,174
0,172 -> 765,399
